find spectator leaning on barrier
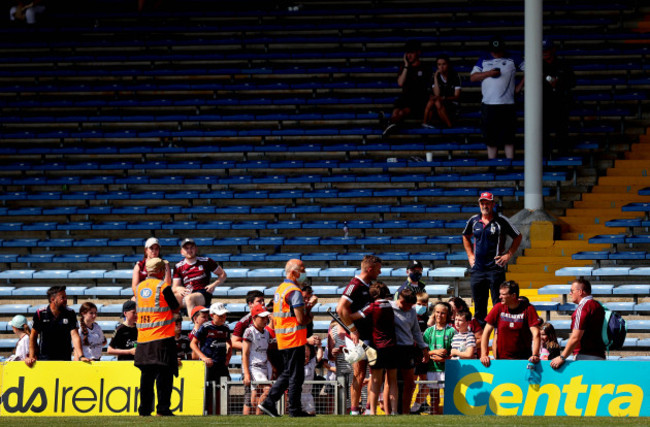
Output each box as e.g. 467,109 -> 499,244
135,257 -> 180,417
336,254 -> 382,415
25,286 -> 87,367
551,279 -> 606,369
259,259 -> 316,418
78,301 -> 106,361
108,300 -> 138,360
7,314 -> 31,361
480,281 -> 541,367
172,237 -> 227,314
462,192 -> 522,325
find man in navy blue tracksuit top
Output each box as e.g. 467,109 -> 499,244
462,192 -> 522,326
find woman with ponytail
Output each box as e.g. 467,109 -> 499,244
78,302 -> 106,361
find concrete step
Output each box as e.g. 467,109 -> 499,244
509,262 -> 590,274
591,185 -> 649,194
515,256 -> 589,266
505,274 -> 558,289
598,176 -> 650,186
613,159 -> 650,169
529,240 -> 609,250
563,208 -> 641,218
605,167 -> 650,177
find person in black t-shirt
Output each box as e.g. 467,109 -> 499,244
108,300 -> 138,361
423,54 -> 462,129
25,286 -> 87,366
383,40 -> 433,136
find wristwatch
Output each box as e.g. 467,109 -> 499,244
559,355 -> 566,361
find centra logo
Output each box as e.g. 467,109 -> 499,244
1,377 -> 47,413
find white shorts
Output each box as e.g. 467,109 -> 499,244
250,363 -> 272,382
301,392 -> 315,414
426,371 -> 445,389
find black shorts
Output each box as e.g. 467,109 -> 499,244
394,93 -> 429,114
396,345 -> 417,370
481,103 -> 517,148
373,346 -> 399,370
192,288 -> 212,306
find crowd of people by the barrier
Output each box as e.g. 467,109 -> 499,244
6,192 -> 610,416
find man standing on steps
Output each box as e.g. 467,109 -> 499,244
462,192 -> 522,325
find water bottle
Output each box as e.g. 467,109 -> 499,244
525,362 -> 541,386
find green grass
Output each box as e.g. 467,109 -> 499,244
2,415 -> 649,426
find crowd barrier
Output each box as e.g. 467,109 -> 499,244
0,361 -> 205,416
444,360 -> 647,417
2,359 -> 646,416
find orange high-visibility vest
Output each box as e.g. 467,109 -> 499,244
136,278 -> 175,343
273,280 -> 307,350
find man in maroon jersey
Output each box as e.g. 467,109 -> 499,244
336,255 -> 382,415
551,278 -> 605,369
172,238 -> 227,314
480,281 -> 540,367
232,290 -> 265,353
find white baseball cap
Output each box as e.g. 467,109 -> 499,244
144,237 -> 160,249
9,314 -> 27,329
209,302 -> 229,316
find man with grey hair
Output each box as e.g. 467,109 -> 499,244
259,259 -> 316,417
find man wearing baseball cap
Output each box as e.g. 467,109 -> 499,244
394,260 -> 426,299
462,192 -> 522,326
172,237 -> 227,315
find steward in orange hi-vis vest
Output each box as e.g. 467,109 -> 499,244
134,257 -> 180,417
136,278 -> 175,343
273,280 -> 307,350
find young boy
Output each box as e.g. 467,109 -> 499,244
301,344 -> 318,415
189,305 -> 210,343
174,313 -> 192,361
242,304 -> 272,415
107,300 -> 138,360
450,310 -> 476,359
190,302 -> 232,414
423,302 -> 455,415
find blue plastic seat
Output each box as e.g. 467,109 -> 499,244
0,304 -> 31,314
0,270 -> 35,279
223,269 -> 249,279
85,287 -> 124,297
320,268 -> 357,277
32,270 -> 71,279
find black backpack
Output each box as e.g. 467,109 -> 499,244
598,302 -> 627,351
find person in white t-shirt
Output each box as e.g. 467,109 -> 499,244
78,302 -> 106,361
470,36 -> 525,161
242,305 -> 273,415
7,314 -> 31,361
